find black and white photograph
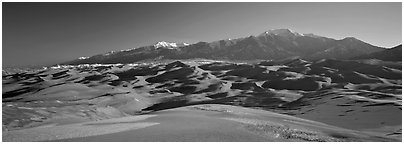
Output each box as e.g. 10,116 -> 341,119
2,1 -> 402,142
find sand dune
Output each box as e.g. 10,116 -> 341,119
2,59 -> 401,141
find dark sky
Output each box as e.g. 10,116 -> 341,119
3,2 -> 402,66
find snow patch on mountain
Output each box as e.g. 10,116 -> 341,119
154,41 -> 178,48
154,41 -> 190,49
78,57 -> 89,60
103,51 -> 117,56
120,48 -> 137,52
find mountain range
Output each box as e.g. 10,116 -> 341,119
62,29 -> 399,65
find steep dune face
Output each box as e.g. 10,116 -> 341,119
2,59 -> 401,141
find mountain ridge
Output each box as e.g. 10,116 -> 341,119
62,29 -> 388,65
352,44 -> 402,62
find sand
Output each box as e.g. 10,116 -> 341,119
3,115 -> 158,142
3,59 -> 401,142
58,104 -> 398,142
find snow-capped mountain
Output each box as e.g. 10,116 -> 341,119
259,28 -> 303,38
154,41 -> 189,49
63,29 -> 386,65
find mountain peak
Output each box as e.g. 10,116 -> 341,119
341,37 -> 361,42
261,28 -> 303,37
267,28 -> 293,34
